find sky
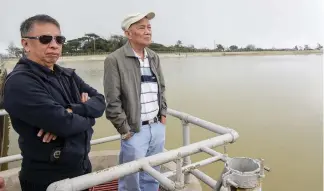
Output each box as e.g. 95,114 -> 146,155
0,0 -> 323,53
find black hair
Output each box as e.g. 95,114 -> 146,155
20,14 -> 60,37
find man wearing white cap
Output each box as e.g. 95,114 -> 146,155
103,12 -> 167,191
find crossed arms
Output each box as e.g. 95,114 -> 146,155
4,72 -> 105,140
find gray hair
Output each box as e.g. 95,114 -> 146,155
20,14 -> 60,37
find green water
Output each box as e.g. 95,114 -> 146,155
3,55 -> 323,191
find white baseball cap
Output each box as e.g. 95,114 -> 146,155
121,12 -> 155,31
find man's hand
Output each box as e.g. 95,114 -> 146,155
0,177 -> 5,191
37,129 -> 57,143
81,92 -> 88,103
37,108 -> 72,143
36,93 -> 88,142
161,116 -> 166,125
121,131 -> 133,140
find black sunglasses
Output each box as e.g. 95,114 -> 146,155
22,35 -> 66,45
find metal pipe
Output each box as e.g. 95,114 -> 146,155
175,154 -> 184,190
182,120 -> 191,184
0,110 -> 7,116
259,158 -> 265,178
90,135 -> 120,145
167,109 -> 238,137
47,133 -> 237,191
163,155 -> 223,178
200,146 -> 222,156
142,163 -> 176,191
0,154 -> 22,165
0,115 -> 6,158
0,109 -> 238,137
227,179 -> 238,188
0,108 -> 239,165
0,134 -> 121,164
190,169 -> 217,189
214,167 -> 226,191
200,146 -> 228,162
0,109 -> 239,137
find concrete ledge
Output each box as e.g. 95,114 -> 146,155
88,150 -> 119,171
0,167 -> 20,191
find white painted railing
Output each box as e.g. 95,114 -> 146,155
0,108 -> 268,191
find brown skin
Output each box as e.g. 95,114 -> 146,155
21,22 -> 62,70
0,177 -> 4,191
125,17 -> 152,60
161,116 -> 166,124
123,17 -> 166,140
22,23 -> 89,142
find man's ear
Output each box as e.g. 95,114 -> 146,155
21,39 -> 29,52
124,30 -> 132,40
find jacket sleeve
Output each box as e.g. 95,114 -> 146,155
3,73 -> 95,138
69,73 -> 105,118
156,55 -> 168,117
103,55 -> 130,134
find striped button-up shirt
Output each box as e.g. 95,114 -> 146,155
133,49 -> 159,122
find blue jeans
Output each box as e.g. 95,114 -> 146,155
118,122 -> 166,191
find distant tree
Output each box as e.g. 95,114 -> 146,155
229,45 -> 238,51
85,33 -> 100,52
108,35 -> 127,51
85,33 -> 100,39
216,44 -> 224,51
6,42 -> 23,58
316,43 -> 323,50
304,44 -> 311,50
59,33 -> 319,55
149,42 -> 169,52
175,40 -> 182,47
188,44 -> 195,49
245,44 -> 256,51
149,42 -> 165,49
63,39 -> 81,53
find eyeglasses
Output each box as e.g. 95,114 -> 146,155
22,35 -> 66,45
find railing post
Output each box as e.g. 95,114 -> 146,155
181,120 -> 191,184
175,153 -> 184,190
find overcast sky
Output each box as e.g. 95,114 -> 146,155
0,0 -> 323,53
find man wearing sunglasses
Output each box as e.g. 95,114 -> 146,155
3,14 -> 105,190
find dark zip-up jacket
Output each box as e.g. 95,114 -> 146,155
3,57 -> 105,183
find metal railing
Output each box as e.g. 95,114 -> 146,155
0,108 -> 241,191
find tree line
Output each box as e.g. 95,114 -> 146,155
62,34 -> 323,54
3,33 -> 323,58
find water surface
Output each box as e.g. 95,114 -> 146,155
3,55 -> 323,191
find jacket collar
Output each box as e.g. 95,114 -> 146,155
123,41 -> 153,59
18,57 -> 74,77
